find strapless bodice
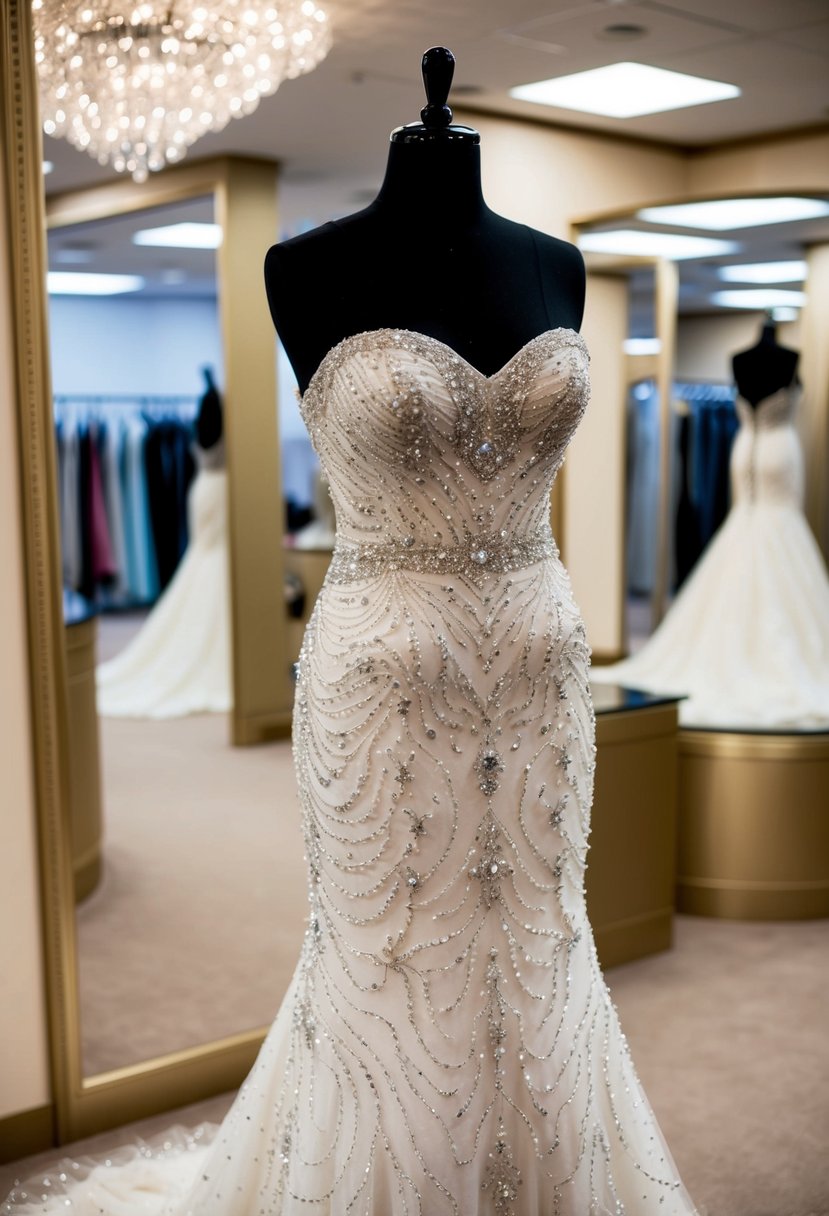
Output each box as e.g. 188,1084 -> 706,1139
735,382 -> 800,431
298,328 -> 590,581
731,383 -> 804,508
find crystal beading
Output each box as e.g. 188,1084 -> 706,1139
327,527 -> 558,583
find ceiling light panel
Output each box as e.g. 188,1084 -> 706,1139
711,289 -> 807,310
47,272 -> 144,295
579,229 -> 737,260
624,338 -> 662,355
718,261 -> 808,283
509,62 -> 739,118
638,198 -> 829,230
132,223 -> 222,249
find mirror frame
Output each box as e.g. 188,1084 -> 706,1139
2,1 -> 287,1144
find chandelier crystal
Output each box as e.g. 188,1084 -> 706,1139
32,2 -> 331,182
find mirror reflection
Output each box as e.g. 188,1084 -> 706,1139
582,197 -> 829,731
49,195 -> 306,1076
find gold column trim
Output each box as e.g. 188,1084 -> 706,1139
2,0 -> 72,1146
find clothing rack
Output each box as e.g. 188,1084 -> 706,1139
673,380 -> 735,405
54,393 -> 199,408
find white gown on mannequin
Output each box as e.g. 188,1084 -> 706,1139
95,443 -> 232,719
4,328 -> 696,1215
592,383 -> 829,729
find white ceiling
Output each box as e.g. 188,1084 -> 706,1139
42,0 -> 829,228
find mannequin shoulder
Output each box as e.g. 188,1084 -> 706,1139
264,221 -> 341,292
522,225 -> 586,329
528,228 -> 585,284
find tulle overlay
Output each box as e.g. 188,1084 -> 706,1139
592,387 -> 829,729
96,468 -> 231,719
5,329 -> 696,1214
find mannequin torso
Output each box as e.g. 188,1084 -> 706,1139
732,321 -> 799,408
265,141 -> 585,393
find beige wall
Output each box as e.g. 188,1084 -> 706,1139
465,112 -> 689,238
677,313 -> 802,383
688,130 -> 829,200
0,156 -> 51,1120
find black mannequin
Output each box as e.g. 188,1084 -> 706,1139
195,366 -> 223,450
732,317 -> 799,408
264,47 -> 585,393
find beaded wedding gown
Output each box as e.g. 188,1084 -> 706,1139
592,382 -> 829,729
4,328 -> 695,1215
95,443 -> 232,718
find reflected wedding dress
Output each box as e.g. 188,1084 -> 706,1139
592,383 -> 829,729
4,328 -> 696,1215
96,443 -> 232,718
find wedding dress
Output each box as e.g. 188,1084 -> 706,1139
4,328 -> 696,1215
95,442 -> 232,718
592,383 -> 829,729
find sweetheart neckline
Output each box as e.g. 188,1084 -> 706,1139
298,325 -> 584,407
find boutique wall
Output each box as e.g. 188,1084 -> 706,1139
0,154 -> 52,1125
48,296 -> 223,397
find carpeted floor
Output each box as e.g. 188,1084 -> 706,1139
79,713 -> 304,1073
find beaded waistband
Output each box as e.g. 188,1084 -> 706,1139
327,529 -> 558,583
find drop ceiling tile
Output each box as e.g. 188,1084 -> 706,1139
777,18 -> 829,54
649,0 -> 829,35
497,1 -> 744,64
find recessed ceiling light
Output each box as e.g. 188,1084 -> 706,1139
624,338 -> 661,355
638,198 -> 829,230
600,24 -> 648,40
42,160 -> 54,174
47,272 -> 144,295
711,289 -> 806,310
509,62 -> 739,118
717,260 -> 807,283
579,229 -> 737,260
132,222 -> 222,249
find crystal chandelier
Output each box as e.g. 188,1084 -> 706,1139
32,2 -> 331,182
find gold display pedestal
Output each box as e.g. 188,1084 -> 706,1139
587,688 -> 681,968
64,592 -> 104,903
678,729 -> 829,920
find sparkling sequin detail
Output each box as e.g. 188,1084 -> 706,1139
327,528 -> 558,583
1,327 -> 696,1215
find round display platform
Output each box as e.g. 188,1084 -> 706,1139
678,728 -> 829,920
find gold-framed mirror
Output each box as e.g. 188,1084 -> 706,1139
2,0 -> 307,1143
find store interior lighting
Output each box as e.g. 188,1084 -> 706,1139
509,62 -> 739,118
638,198 -> 829,231
578,229 -> 737,260
711,288 -> 806,310
47,272 -> 145,295
718,260 -> 807,283
623,338 -> 662,355
132,223 -> 223,249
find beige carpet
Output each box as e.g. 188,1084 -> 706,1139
79,713 -> 304,1073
